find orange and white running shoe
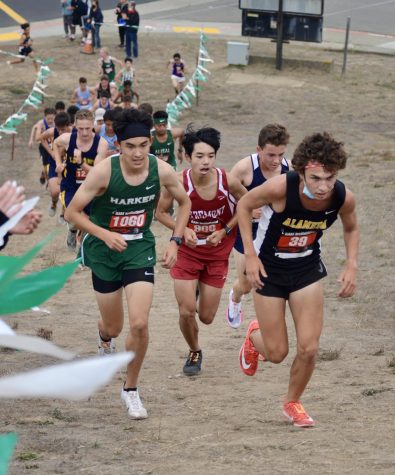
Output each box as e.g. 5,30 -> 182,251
283,400 -> 315,428
239,320 -> 261,376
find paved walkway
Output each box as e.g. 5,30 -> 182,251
0,0 -> 394,55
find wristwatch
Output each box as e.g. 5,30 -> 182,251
224,225 -> 232,236
170,236 -> 183,246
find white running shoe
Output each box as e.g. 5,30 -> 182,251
121,389 -> 148,419
97,334 -> 116,355
66,229 -> 77,251
48,204 -> 57,217
58,214 -> 67,225
226,289 -> 243,329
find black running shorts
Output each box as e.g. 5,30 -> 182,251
255,260 -> 327,300
92,267 -> 155,294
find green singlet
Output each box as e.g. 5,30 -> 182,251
101,57 -> 116,82
150,130 -> 177,170
81,154 -> 161,281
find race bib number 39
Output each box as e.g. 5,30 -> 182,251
109,211 -> 146,234
276,232 -> 316,253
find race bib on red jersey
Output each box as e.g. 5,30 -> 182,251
188,219 -> 222,240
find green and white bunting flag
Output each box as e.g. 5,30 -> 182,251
166,32 -> 214,126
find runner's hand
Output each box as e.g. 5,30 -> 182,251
103,231 -> 127,252
206,229 -> 226,247
252,208 -> 262,220
0,181 -> 25,217
74,149 -> 82,165
56,162 -> 65,174
245,254 -> 266,289
11,210 -> 42,234
183,227 -> 197,248
337,264 -> 357,298
161,241 -> 178,269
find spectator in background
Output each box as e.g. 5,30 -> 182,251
115,0 -> 128,48
70,0 -> 88,42
87,0 -> 104,49
61,0 -> 74,39
122,1 -> 139,58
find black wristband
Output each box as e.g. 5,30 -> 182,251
170,236 -> 182,246
224,225 -> 232,236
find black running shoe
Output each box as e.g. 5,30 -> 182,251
39,172 -> 45,185
183,350 -> 202,376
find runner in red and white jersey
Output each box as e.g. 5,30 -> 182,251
156,125 -> 246,376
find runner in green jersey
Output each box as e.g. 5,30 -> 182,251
150,110 -> 184,170
65,108 -> 191,420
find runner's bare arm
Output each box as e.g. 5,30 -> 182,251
155,187 -> 176,231
70,88 -> 78,105
158,160 -> 191,268
230,155 -> 251,186
338,189 -> 359,298
64,161 -> 127,252
94,138 -> 110,165
53,133 -> 70,173
28,120 -> 41,148
171,127 -> 185,163
237,175 -> 287,288
38,127 -> 55,156
206,173 -> 247,246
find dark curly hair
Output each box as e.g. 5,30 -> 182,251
182,124 -> 221,157
292,132 -> 348,173
258,124 -> 289,148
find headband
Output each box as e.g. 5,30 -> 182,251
304,161 -> 324,169
116,123 -> 151,142
154,118 -> 167,124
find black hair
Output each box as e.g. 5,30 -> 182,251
54,112 -> 71,128
123,80 -> 132,87
67,105 -> 79,123
21,23 -> 30,30
103,109 -> 114,122
99,90 -> 110,99
55,101 -> 66,111
79,77 -> 87,84
153,110 -> 168,121
44,108 -> 56,116
124,57 -> 133,63
173,53 -> 181,59
182,124 -> 221,157
113,106 -> 123,113
112,108 -> 153,136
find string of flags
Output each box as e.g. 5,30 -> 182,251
166,32 -> 214,126
0,53 -> 53,139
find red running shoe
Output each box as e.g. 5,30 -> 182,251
283,400 -> 315,428
239,320 -> 260,376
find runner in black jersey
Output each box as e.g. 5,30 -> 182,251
227,124 -> 290,328
237,132 -> 359,428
